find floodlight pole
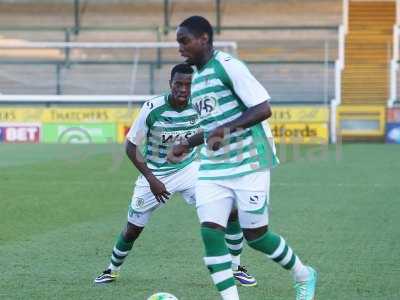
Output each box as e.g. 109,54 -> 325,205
74,0 -> 80,35
216,0 -> 221,34
64,28 -> 71,64
56,64 -> 62,95
164,0 -> 170,34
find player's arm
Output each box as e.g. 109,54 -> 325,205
207,58 -> 272,151
125,139 -> 151,178
167,130 -> 204,163
220,101 -> 271,132
126,103 -> 171,202
207,101 -> 271,151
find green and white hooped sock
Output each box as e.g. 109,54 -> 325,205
108,233 -> 134,272
224,219 -> 243,270
201,226 -> 239,300
248,230 -> 309,281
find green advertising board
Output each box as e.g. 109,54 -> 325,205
42,123 -> 117,143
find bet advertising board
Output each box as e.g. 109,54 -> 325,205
0,123 -> 41,143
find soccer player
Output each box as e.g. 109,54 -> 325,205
94,63 -> 256,286
170,16 -> 317,300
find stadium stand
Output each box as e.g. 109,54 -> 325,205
0,0 -> 341,102
0,1 -> 341,28
342,0 -> 396,105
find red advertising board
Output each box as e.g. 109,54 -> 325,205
0,124 -> 40,143
117,123 -> 132,143
386,108 -> 400,144
387,108 -> 400,123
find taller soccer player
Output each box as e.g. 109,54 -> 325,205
170,16 -> 317,300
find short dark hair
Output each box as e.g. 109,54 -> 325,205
179,16 -> 213,45
170,63 -> 194,80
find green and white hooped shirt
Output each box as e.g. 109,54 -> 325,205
191,50 -> 279,180
126,93 -> 199,176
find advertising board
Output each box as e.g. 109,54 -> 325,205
42,123 -> 117,143
0,123 -> 40,143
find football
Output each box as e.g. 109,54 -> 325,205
147,292 -> 178,300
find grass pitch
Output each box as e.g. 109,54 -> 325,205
0,143 -> 399,300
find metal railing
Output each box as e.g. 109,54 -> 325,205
0,59 -> 335,102
0,24 -> 338,107
330,0 -> 348,143
0,24 -> 338,40
389,0 -> 400,106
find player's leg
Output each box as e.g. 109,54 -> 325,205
180,182 -> 256,288
94,184 -> 159,284
95,164 -> 196,284
196,181 -> 239,300
225,210 -> 242,269
225,209 -> 257,287
236,170 -> 317,300
110,220 -> 144,272
240,216 -> 314,279
94,205 -> 154,284
243,225 -> 317,300
178,163 -> 244,274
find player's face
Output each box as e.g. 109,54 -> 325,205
170,72 -> 192,108
176,26 -> 207,66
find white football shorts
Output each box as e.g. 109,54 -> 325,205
127,162 -> 198,227
196,169 -> 270,229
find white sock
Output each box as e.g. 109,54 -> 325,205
220,285 -> 239,300
291,258 -> 310,282
108,263 -> 120,272
231,255 -> 240,271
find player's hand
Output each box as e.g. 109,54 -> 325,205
206,126 -> 226,151
167,143 -> 190,163
148,176 -> 170,203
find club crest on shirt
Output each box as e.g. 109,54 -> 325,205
135,197 -> 145,208
192,94 -> 217,118
189,115 -> 198,125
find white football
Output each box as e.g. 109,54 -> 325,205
147,292 -> 178,300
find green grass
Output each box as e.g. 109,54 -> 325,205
0,143 -> 399,300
